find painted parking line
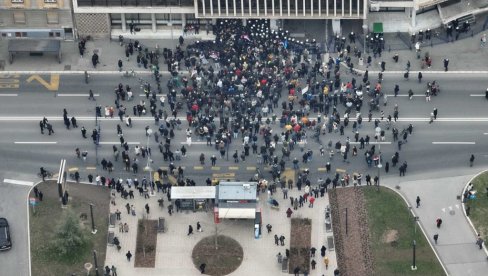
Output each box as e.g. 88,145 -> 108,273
3,178 -> 33,186
14,141 -> 57,144
432,142 -> 476,145
57,94 -> 100,97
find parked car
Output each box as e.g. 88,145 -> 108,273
0,218 -> 12,251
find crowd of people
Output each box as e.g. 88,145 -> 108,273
38,18 -> 473,275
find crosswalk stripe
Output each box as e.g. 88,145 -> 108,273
3,178 -> 33,186
246,166 -> 256,170
193,166 -> 204,170
211,167 -> 221,171
228,166 -> 239,170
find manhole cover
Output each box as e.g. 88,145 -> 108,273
449,210 -> 455,215
64,64 -> 71,71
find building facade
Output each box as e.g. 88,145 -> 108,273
0,0 -> 74,40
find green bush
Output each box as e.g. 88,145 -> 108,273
49,210 -> 88,258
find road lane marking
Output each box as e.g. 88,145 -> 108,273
470,94 -> 485,97
180,141 -> 206,145
317,168 -> 327,171
86,167 -> 97,170
26,74 -> 59,91
57,94 -> 100,97
228,166 -> 239,170
193,166 -> 204,170
350,141 -> 391,145
246,166 -> 256,170
3,178 -> 33,186
98,141 -> 140,145
385,94 -> 423,97
0,94 -> 18,96
211,167 -> 221,171
432,142 -> 476,145
139,94 -> 165,97
68,167 -> 79,172
14,141 -> 57,144
483,133 -> 488,135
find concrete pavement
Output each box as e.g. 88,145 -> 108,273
105,178 -> 337,276
383,171 -> 488,275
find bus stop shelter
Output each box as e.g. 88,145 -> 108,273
8,40 -> 61,64
170,186 -> 216,212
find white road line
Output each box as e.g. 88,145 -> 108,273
99,141 -> 140,145
57,94 -> 100,97
3,178 -> 33,186
470,94 -> 485,97
432,142 -> 476,145
139,94 -> 165,97
350,141 -> 392,145
0,94 -> 18,96
180,141 -> 207,145
385,94 -> 423,97
14,141 -> 57,144
484,133 -> 488,135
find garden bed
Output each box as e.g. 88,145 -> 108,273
192,235 -> 243,276
465,171 -> 488,243
289,218 -> 311,273
29,181 -> 110,276
135,219 -> 158,267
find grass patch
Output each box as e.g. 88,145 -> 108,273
192,235 -> 243,275
29,181 -> 110,276
465,171 -> 488,243
363,186 -> 445,276
289,218 -> 311,273
135,219 -> 158,267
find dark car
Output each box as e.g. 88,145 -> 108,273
0,218 -> 12,251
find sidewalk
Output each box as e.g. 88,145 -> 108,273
0,26 -> 488,74
384,173 -> 488,276
105,183 -> 337,276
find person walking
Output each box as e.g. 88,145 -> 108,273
434,234 -> 439,244
321,245 -> 326,257
416,196 -> 421,208
39,121 -> 44,134
311,259 -> 317,269
433,108 -> 438,119
188,225 -> 193,236
470,154 -> 475,167
279,235 -> 285,246
126,250 -> 132,261
418,71 -> 423,83
197,222 -> 202,232
324,256 -> 329,269
476,234 -> 484,249
444,58 -> 449,71
436,218 -> 443,228
274,234 -> 279,245
199,263 -> 206,274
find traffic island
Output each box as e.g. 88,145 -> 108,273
463,171 -> 488,247
29,180 -> 110,276
191,235 -> 243,275
363,186 -> 445,275
289,218 -> 311,274
134,219 -> 158,267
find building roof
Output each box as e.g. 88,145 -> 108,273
218,182 -> 257,200
170,186 -> 216,199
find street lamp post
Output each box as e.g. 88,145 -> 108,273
362,24 -> 368,55
144,128 -> 155,196
376,129 -> 382,192
90,203 -> 97,234
93,250 -> 99,276
412,216 -> 419,270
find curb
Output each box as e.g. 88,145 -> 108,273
461,170 -> 488,257
26,180 -> 43,276
381,185 -> 450,276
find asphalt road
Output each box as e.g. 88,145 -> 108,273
0,70 -> 487,275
